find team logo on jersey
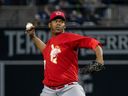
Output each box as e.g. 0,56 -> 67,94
50,44 -> 61,64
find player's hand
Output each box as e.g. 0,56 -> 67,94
25,22 -> 36,38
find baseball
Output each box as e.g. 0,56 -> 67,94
26,22 -> 33,30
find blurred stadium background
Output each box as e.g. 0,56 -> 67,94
0,0 -> 128,96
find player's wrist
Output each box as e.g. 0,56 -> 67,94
30,33 -> 37,40
95,58 -> 104,65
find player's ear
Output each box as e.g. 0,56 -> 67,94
48,23 -> 51,28
63,23 -> 66,29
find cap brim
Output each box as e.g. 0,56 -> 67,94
50,16 -> 65,22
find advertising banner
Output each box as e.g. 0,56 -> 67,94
1,28 -> 128,61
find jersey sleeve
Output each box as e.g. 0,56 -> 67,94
68,33 -> 102,51
77,36 -> 101,50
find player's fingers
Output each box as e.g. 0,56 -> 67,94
25,27 -> 35,34
26,26 -> 35,31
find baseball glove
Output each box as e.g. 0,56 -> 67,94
80,61 -> 105,74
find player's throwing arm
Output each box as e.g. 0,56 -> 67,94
25,22 -> 46,52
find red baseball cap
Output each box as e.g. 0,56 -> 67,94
50,10 -> 66,22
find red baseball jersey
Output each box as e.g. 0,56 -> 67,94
42,32 -> 101,87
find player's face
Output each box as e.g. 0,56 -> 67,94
49,19 -> 65,35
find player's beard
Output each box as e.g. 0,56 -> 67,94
52,25 -> 65,35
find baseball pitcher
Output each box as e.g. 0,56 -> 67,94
26,10 -> 104,96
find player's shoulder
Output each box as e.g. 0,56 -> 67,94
62,32 -> 86,41
63,32 -> 81,37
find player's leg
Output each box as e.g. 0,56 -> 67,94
60,83 -> 86,96
40,86 -> 58,96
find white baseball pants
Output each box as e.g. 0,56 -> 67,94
40,82 -> 86,96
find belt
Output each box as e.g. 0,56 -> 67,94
47,82 -> 76,90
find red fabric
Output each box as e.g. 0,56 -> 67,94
50,10 -> 65,21
42,32 -> 101,87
